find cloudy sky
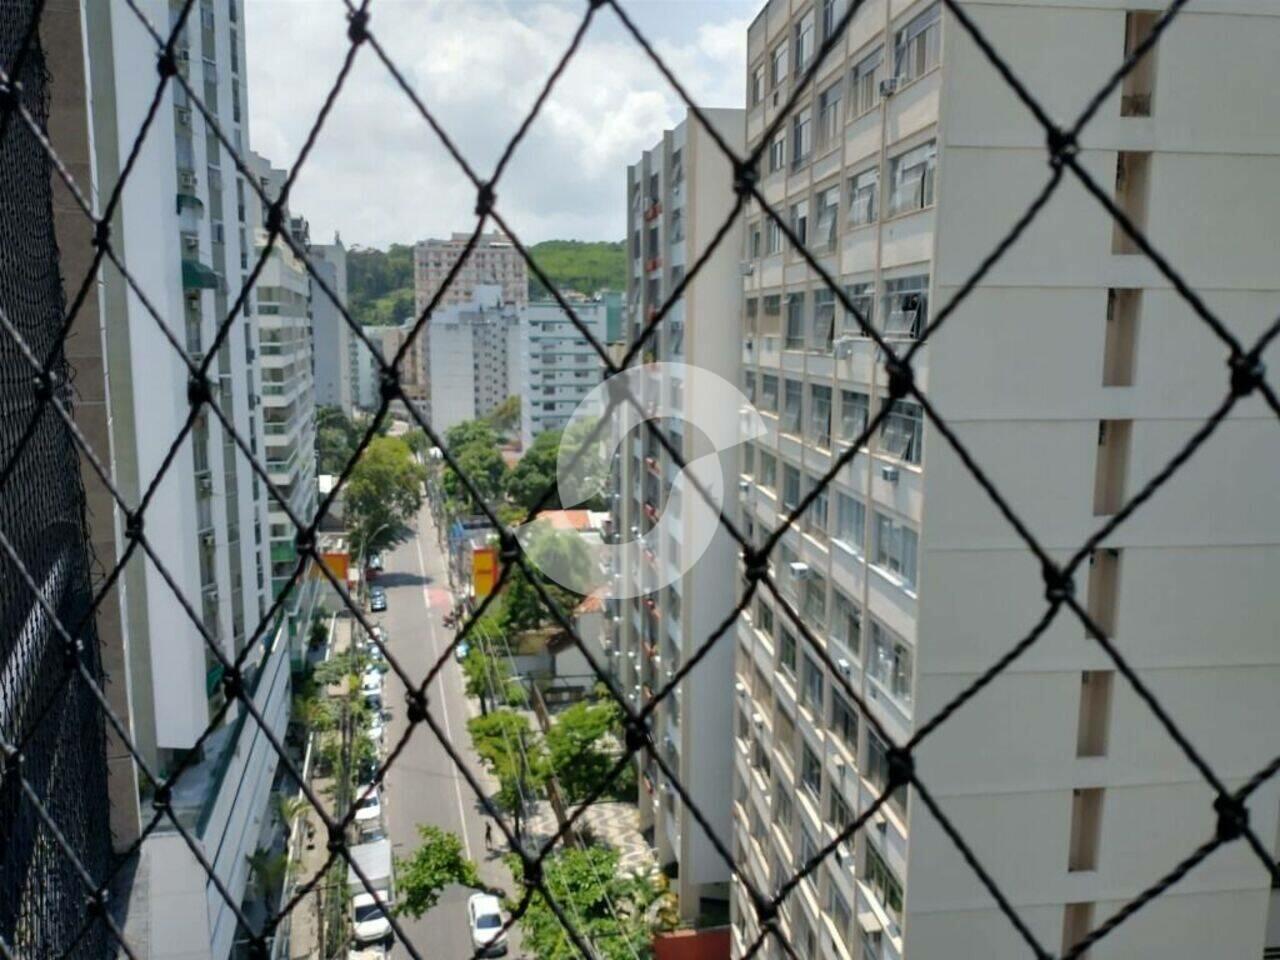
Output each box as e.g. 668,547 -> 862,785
244,0 -> 756,250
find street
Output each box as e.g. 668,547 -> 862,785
373,502 -> 523,960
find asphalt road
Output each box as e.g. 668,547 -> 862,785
371,504 -> 521,960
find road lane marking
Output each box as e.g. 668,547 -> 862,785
415,521 -> 473,860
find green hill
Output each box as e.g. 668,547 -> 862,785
346,239 -> 625,325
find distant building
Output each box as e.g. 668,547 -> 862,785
427,285 -> 521,435
414,230 -> 529,310
311,235 -> 352,414
521,297 -> 609,448
599,288 -> 624,343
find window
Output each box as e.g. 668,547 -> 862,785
867,730 -> 907,818
783,464 -> 801,510
869,621 -> 913,706
774,786 -> 794,829
746,297 -> 759,336
848,47 -> 883,117
743,442 -> 756,477
794,10 -> 815,74
809,385 -> 832,448
813,186 -> 839,253
821,0 -> 844,41
831,693 -> 858,751
771,42 -> 789,88
1069,788 -> 1104,871
774,707 -> 797,762
888,141 -> 937,216
835,493 -> 865,552
829,790 -> 853,832
791,107 -> 812,170
751,63 -> 766,106
874,512 -> 919,589
800,743 -> 822,798
802,655 -> 824,713
832,591 -> 861,657
893,4 -> 941,82
743,371 -> 757,404
780,628 -> 797,675
838,389 -> 869,443
842,281 -> 875,334
880,398 -> 923,464
756,596 -> 775,636
817,82 -> 842,149
765,216 -> 784,254
760,452 -> 777,491
768,134 -> 787,175
762,295 -> 782,338
827,876 -> 854,949
761,374 -> 779,412
864,843 -> 904,928
790,199 -> 809,247
812,290 -> 835,351
785,295 -> 806,350
847,167 -> 878,226
1077,671 -> 1114,757
882,274 -> 928,339
1121,11 -> 1158,117
783,380 -> 803,433
804,476 -> 829,538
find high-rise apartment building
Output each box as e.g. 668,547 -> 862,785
414,230 -> 529,310
311,235 -> 353,415
72,3 -> 311,958
731,4 -> 1280,960
426,285 -> 521,436
609,108 -> 745,922
521,296 -> 609,447
248,153 -> 319,615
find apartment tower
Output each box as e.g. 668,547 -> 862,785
610,107 -> 745,921
731,3 -> 1280,960
426,285 -> 521,436
311,234 -> 353,415
521,296 -> 609,448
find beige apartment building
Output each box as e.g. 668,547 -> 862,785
730,2 -> 1280,960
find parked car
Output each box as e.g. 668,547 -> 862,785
351,891 -> 392,945
348,946 -> 387,960
454,640 -> 470,663
354,785 -> 383,828
369,588 -> 387,613
361,669 -> 382,694
367,717 -> 385,745
369,552 -> 384,571
467,893 -> 508,956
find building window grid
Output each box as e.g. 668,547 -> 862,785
783,380 -> 804,434
888,140 -> 937,217
848,47 -> 883,118
809,385 -> 832,449
880,397 -> 924,464
869,620 -> 913,707
847,167 -> 878,227
882,274 -> 929,340
894,3 -> 942,84
873,510 -> 919,590
785,295 -> 807,351
835,493 -> 866,555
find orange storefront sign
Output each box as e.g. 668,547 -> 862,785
472,545 -> 497,598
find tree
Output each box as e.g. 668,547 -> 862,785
346,435 -> 426,556
316,405 -> 364,475
505,425 -> 607,514
505,429 -> 562,512
543,699 -> 623,803
515,846 -> 675,960
395,825 -> 481,918
462,647 -> 510,716
486,395 -> 521,437
467,709 -> 544,837
440,420 -> 508,514
499,524 -> 594,634
247,848 -> 289,904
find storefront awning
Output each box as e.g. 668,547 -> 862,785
182,258 -> 219,291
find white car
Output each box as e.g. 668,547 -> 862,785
467,892 -> 508,955
367,718 -> 385,746
353,786 -> 382,827
351,891 -> 392,944
361,669 -> 382,694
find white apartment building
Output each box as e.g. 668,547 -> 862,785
248,153 -> 319,615
78,3 -> 304,958
311,234 -> 353,415
426,285 -> 521,436
609,108 -> 745,922
731,3 -> 1280,960
521,297 -> 609,448
351,322 -> 378,411
414,230 -> 529,310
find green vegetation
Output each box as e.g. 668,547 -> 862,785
505,423 -> 607,514
527,240 -> 626,300
346,435 -> 427,558
348,243 -> 415,327
345,240 -> 624,328
468,709 -> 542,837
514,846 -> 676,960
542,699 -> 627,804
395,825 -> 482,918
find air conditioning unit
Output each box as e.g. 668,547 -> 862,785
738,479 -> 751,493
879,77 -> 901,97
751,713 -> 764,728
735,681 -> 747,696
197,475 -> 213,495
179,171 -> 198,192
740,261 -> 755,276
176,106 -> 192,127
183,233 -> 199,251
881,465 -> 900,483
200,531 -> 215,547
788,561 -> 811,580
836,657 -> 852,676
176,48 -> 192,64
834,336 -> 857,359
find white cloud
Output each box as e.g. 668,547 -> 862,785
244,0 -> 754,248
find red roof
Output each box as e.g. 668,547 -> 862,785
542,510 -> 595,532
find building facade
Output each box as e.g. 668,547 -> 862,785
413,230 -> 529,310
609,107 -> 745,922
521,296 -> 609,448
311,235 -> 352,415
75,3 -> 310,959
731,3 -> 1280,960
426,285 -> 521,436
